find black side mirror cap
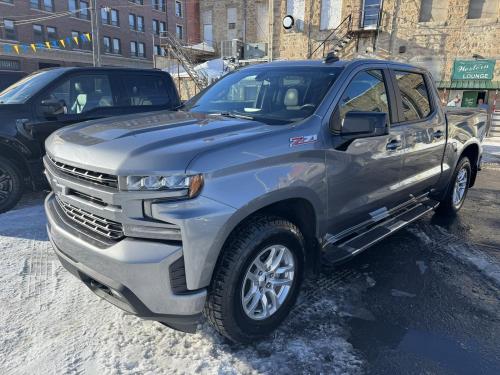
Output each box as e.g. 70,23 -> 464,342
341,111 -> 389,138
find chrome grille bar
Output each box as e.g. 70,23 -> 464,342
48,156 -> 118,188
55,196 -> 124,240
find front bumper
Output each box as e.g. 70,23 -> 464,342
45,193 -> 207,332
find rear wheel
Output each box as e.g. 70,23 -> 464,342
0,157 -> 24,214
204,216 -> 305,343
437,157 -> 471,215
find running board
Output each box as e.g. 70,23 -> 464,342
324,200 -> 439,263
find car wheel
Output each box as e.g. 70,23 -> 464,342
0,157 -> 24,214
437,156 -> 471,215
204,215 -> 305,343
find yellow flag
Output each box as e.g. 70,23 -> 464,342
59,39 -> 66,48
85,33 -> 91,41
45,41 -> 51,49
13,45 -> 20,54
73,36 -> 79,45
30,43 -> 37,52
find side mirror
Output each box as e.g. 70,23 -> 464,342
341,111 -> 389,139
40,98 -> 66,119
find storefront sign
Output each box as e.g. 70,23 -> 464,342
452,60 -> 496,80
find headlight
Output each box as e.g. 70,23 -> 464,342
122,174 -> 204,198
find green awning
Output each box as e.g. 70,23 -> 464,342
437,80 -> 500,89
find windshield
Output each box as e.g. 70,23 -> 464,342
0,69 -> 63,104
185,66 -> 343,124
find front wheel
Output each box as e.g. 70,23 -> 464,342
0,157 -> 24,214
437,157 -> 471,215
204,216 -> 305,343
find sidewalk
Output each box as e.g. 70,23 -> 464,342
483,137 -> 500,164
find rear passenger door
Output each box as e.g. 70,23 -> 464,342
391,69 -> 447,199
115,72 -> 177,114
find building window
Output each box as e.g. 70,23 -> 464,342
129,14 -> 136,30
419,0 -> 448,22
160,21 -> 166,33
227,7 -> 237,39
130,41 -> 137,56
467,0 -> 499,19
153,20 -> 159,35
130,0 -> 143,4
33,25 -> 44,43
152,0 -> 166,12
113,38 -> 121,54
79,1 -> 90,20
47,26 -> 58,41
103,36 -> 111,53
176,24 -> 183,40
30,0 -> 41,10
137,16 -> 144,32
0,0 -> 14,4
138,42 -> 145,57
361,0 -> 382,29
44,0 -> 55,12
175,1 -> 183,17
202,10 -> 213,46
154,45 -> 166,56
101,8 -> 119,26
320,0 -> 342,30
286,0 -> 305,31
3,19 -> 16,40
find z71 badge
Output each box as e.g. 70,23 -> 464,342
289,135 -> 318,147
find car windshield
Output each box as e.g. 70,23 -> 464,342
0,69 -> 63,104
184,66 -> 343,124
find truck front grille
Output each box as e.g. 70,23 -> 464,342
48,156 -> 118,188
55,196 -> 124,240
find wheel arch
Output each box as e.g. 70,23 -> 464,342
459,142 -> 480,187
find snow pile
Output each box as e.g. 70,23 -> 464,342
0,202 -> 363,374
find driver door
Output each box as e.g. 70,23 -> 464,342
28,73 -> 117,151
325,67 -> 407,237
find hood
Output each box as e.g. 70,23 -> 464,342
46,111 -> 275,174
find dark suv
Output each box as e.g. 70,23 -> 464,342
0,67 -> 181,212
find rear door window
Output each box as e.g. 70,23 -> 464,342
394,71 -> 431,122
121,73 -> 172,107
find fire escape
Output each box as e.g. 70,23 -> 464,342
308,15 -> 354,59
159,31 -> 209,90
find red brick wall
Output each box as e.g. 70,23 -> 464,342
186,0 -> 201,44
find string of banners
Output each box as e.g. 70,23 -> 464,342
2,32 -> 92,54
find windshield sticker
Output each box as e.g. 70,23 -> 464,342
289,135 -> 318,147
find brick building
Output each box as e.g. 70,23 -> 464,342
200,0 -> 499,107
0,0 -> 197,74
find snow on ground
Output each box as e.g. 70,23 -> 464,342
0,203 -> 363,375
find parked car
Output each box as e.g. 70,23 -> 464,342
44,58 -> 485,343
0,67 -> 180,212
0,70 -> 27,92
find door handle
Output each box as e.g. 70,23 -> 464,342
433,130 -> 444,139
386,139 -> 402,151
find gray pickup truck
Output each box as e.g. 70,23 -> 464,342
44,59 -> 486,343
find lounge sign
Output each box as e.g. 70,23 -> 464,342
452,60 -> 496,80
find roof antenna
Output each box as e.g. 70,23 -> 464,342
323,52 -> 339,64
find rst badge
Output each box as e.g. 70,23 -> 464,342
289,135 -> 318,147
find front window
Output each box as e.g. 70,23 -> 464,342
4,19 -> 16,40
0,70 -> 63,104
185,67 -> 343,125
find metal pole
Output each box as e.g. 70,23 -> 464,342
90,0 -> 101,66
268,0 -> 273,62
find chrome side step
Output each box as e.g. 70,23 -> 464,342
324,199 -> 439,263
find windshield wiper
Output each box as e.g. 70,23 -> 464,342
210,112 -> 255,120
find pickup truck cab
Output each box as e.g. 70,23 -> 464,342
0,67 -> 180,212
44,59 -> 485,343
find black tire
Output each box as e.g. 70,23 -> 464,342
0,157 -> 24,214
204,215 -> 305,343
436,156 -> 471,215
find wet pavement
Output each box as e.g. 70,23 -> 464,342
328,165 -> 500,374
